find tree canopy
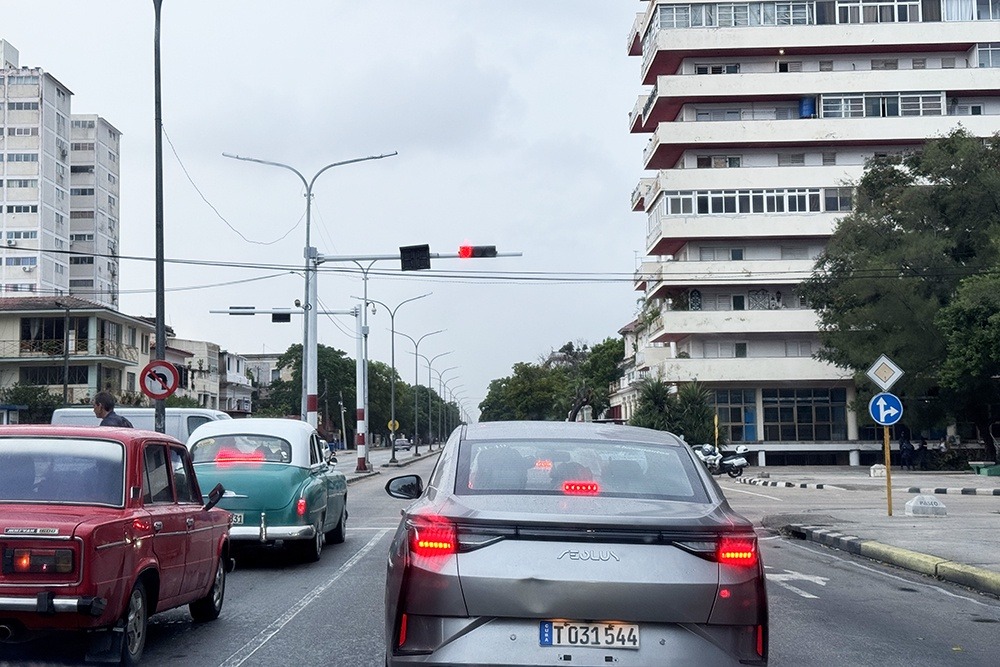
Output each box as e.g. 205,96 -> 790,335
800,129 -> 1000,454
630,380 -> 719,446
478,338 -> 624,422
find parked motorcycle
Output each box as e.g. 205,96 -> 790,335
694,444 -> 750,477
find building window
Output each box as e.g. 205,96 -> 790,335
785,340 -> 814,357
777,153 -> 806,166
781,246 -> 810,260
911,58 -> 926,69
819,60 -> 834,71
777,61 -> 803,72
5,153 -> 39,162
6,127 -> 38,136
69,279 -> 94,287
127,372 -> 136,393
19,366 -> 89,386
871,59 -> 899,70
5,257 -> 38,266
70,188 -> 95,196
71,142 -> 95,151
70,233 -> 95,242
824,187 -> 854,211
695,63 -> 740,74
979,43 -> 1000,68
71,119 -> 96,129
5,205 -> 38,213
822,151 -> 838,165
714,389 -> 758,442
7,75 -> 39,85
5,179 -> 38,188
941,57 -> 956,68
696,155 -> 742,168
70,211 -> 95,219
70,165 -> 95,174
6,231 -> 38,240
70,256 -> 95,265
763,388 -> 847,442
7,102 -> 39,111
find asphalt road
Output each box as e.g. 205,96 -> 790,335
3,459 -> 999,666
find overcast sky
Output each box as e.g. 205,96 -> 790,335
5,1 -> 646,420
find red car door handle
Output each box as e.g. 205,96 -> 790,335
153,521 -> 163,532
186,518 -> 195,528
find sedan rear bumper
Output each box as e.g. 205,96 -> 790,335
0,593 -> 106,617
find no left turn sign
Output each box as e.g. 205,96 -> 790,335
140,360 -> 180,400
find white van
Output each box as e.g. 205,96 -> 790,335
50,407 -> 232,442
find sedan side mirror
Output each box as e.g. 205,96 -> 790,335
326,452 -> 338,465
203,482 -> 225,511
385,474 -> 423,500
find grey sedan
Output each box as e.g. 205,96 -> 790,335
383,421 -> 768,666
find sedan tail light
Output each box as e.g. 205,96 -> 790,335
3,547 -> 74,574
408,517 -> 457,557
675,534 -> 759,567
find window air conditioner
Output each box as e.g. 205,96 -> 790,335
5,239 -> 16,247
22,265 -> 34,272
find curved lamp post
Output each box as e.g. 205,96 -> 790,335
361,293 -> 431,464
395,329 -> 443,456
222,153 -> 396,426
414,352 -> 452,454
432,369 -> 459,446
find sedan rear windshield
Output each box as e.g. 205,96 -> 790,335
0,438 -> 125,506
190,434 -> 292,466
456,439 -> 710,503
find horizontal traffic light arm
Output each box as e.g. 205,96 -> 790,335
316,249 -> 521,264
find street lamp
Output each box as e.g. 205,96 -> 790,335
442,382 -> 465,441
223,150 -> 396,427
395,329 -> 443,456
413,352 -> 452,454
432,369 -> 459,442
360,293 -> 431,464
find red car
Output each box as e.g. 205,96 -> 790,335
0,425 -> 231,665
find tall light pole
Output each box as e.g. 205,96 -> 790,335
152,0 -> 166,432
361,294 -> 431,464
395,329 -> 443,456
433,369 -> 459,443
442,381 -> 464,441
222,151 -> 396,427
414,353 -> 452,453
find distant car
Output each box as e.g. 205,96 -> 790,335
383,421 -> 768,666
393,438 -> 411,451
188,418 -> 347,562
0,425 -> 231,665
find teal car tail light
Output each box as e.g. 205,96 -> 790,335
296,498 -> 307,517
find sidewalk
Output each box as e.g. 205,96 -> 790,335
725,466 -> 1000,598
333,444 -> 441,484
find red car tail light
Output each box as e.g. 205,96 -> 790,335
296,498 -> 307,517
717,536 -> 758,567
562,480 -> 600,496
408,517 -> 457,557
3,547 -> 74,574
397,613 -> 408,647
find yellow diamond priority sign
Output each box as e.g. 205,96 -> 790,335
866,354 -> 904,392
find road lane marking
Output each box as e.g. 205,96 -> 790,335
725,486 -> 783,501
767,568 -> 829,599
218,529 -> 390,667
785,539 -> 1000,610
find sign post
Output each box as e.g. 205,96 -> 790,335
867,355 -> 905,517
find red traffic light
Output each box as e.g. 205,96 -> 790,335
458,245 -> 497,259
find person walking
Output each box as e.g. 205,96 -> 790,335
917,437 -> 930,470
92,391 -> 133,427
899,436 -> 915,471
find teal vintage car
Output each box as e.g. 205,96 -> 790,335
187,418 -> 347,562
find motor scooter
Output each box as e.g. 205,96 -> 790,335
694,444 -> 750,477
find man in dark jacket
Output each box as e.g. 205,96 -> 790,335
93,391 -> 133,427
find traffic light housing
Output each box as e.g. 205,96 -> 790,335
458,245 -> 497,258
400,244 -> 431,271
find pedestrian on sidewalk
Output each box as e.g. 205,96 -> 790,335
916,438 -> 930,470
900,436 -> 915,470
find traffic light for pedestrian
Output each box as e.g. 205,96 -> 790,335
400,244 -> 431,271
458,245 -> 497,258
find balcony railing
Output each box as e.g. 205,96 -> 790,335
0,338 -> 139,364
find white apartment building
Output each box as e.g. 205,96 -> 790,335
219,350 -> 252,416
616,2 -> 999,464
0,40 -> 121,308
170,338 -> 221,410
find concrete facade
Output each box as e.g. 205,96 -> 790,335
613,3 -> 1000,464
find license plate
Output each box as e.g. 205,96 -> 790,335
540,621 -> 639,649
231,513 -> 244,526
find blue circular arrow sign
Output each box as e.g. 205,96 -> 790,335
868,392 -> 903,426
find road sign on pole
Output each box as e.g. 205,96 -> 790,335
140,360 -> 179,400
868,392 -> 903,426
866,355 -> 904,392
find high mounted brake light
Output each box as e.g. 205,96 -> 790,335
215,448 -> 264,466
562,480 -> 600,496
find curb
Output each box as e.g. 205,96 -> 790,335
905,487 -> 1000,496
736,478 -> 843,491
785,524 -> 1000,597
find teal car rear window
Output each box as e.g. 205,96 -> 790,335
190,434 -> 292,465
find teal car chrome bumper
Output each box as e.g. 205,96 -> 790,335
229,511 -> 316,543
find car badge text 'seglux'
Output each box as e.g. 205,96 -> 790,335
557,549 -> 620,562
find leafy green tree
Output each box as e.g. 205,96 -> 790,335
579,337 -> 626,419
936,274 -> 1000,458
672,382 -> 721,446
800,130 -> 1000,448
166,394 -> 200,408
630,378 -> 675,431
479,363 -> 570,421
0,384 -> 62,424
